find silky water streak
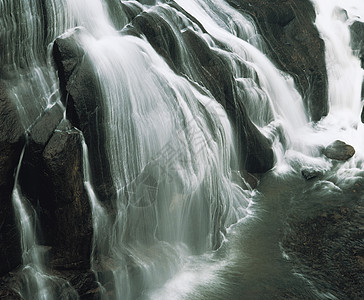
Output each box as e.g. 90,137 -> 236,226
74,24 -> 251,298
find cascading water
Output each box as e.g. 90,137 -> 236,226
2,0 -> 364,298
11,139 -> 78,300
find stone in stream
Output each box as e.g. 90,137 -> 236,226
301,168 -> 323,180
323,140 -> 355,161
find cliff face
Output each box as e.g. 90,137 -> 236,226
228,0 -> 328,122
0,0 -> 336,297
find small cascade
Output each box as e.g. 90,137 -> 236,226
285,0 -> 364,169
76,30 -> 250,299
11,144 -> 78,299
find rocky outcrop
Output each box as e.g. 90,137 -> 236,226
323,140 -> 355,161
19,103 -> 64,205
0,85 -> 24,276
53,31 -> 115,202
227,0 -> 328,122
41,123 -> 93,270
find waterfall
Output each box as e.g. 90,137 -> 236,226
67,0 -> 307,298
290,0 -> 364,167
75,15 -> 251,299
2,0 -> 364,298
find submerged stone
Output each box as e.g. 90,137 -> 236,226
323,140 -> 355,161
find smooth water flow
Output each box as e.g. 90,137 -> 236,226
3,0 -> 364,298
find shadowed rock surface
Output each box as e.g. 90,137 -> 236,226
0,84 -> 24,276
42,123 -> 93,270
53,31 -> 115,202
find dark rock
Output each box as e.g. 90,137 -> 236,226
0,84 -> 24,276
361,105 -> 364,123
52,30 -> 84,95
106,0 -> 142,30
283,199 -> 364,299
0,85 -> 25,192
41,125 -> 93,270
227,0 -> 328,122
350,21 -> 364,69
181,29 -> 274,173
323,140 -> 355,161
18,103 -> 64,205
132,11 -> 182,72
53,31 -> 115,202
0,283 -> 22,299
301,168 -> 323,180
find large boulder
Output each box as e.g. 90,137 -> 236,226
227,0 -> 328,122
0,84 -> 24,276
323,140 -> 355,161
53,30 -> 115,202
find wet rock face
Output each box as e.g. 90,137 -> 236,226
227,0 -> 328,122
53,32 -> 115,202
0,85 -> 24,276
42,124 -> 93,270
18,103 -> 64,205
323,140 -> 355,161
350,21 -> 364,68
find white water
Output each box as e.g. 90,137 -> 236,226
282,0 -> 364,175
3,0 -> 364,298
67,0 -> 308,298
